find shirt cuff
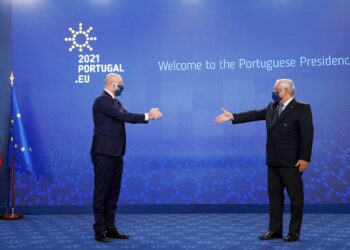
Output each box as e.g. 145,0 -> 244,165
145,113 -> 149,121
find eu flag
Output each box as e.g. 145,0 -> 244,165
7,78 -> 38,176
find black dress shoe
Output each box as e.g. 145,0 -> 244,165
105,229 -> 130,239
259,230 -> 283,240
95,231 -> 110,243
284,233 -> 299,242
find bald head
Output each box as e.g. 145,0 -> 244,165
105,73 -> 123,87
104,73 -> 124,97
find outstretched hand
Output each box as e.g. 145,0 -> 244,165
148,108 -> 163,120
215,108 -> 234,123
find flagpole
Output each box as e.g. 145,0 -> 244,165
3,72 -> 23,220
2,156 -> 22,220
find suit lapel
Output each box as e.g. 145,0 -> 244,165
268,102 -> 278,131
269,98 -> 297,131
102,90 -> 120,108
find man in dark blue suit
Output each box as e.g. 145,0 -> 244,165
91,73 -> 162,242
215,79 -> 314,242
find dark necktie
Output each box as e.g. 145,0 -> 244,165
272,104 -> 282,124
277,104 -> 283,118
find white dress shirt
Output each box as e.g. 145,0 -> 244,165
281,96 -> 294,111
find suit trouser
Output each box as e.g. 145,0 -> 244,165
92,154 -> 124,233
267,165 -> 304,235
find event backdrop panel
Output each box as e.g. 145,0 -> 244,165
11,0 -> 350,205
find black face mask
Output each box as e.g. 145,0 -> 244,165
115,85 -> 124,96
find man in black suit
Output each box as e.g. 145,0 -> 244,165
91,73 -> 162,243
215,79 -> 313,242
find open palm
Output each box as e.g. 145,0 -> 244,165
215,108 -> 233,123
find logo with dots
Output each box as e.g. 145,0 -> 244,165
64,23 -> 97,52
64,23 -> 124,84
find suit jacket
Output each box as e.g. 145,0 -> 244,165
90,91 -> 147,158
232,98 -> 314,167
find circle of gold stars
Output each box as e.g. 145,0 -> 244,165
11,112 -> 32,153
64,23 -> 97,52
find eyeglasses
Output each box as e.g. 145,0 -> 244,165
273,88 -> 286,93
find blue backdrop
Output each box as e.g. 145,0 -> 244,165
11,0 -> 350,206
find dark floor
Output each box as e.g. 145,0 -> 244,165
0,214 -> 349,249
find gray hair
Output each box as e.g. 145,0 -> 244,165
278,79 -> 295,95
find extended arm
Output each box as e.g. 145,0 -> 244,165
95,97 -> 147,124
231,108 -> 267,124
215,107 -> 266,124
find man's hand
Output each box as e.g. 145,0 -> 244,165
215,108 -> 234,123
295,159 -> 309,172
148,108 -> 163,120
